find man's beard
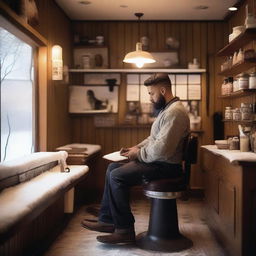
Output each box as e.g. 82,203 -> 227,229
153,94 -> 166,110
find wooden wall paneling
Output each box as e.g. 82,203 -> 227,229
148,21 -> 158,51
117,22 -> 125,68
179,22 -> 187,68
156,21 -> 165,50
81,116 -> 94,144
108,22 -> 118,68
186,22 -> 194,65
118,74 -> 127,123
104,128 -> 114,152
131,128 -> 140,146
199,23 -> 207,68
71,117 -> 82,142
139,21 -> 148,44
112,127 -> 120,151
35,0 -> 73,151
192,22 -> 201,62
123,22 -> 134,69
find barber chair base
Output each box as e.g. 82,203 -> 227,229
136,231 -> 193,252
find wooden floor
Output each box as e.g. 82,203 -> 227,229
43,198 -> 227,256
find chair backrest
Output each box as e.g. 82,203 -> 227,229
182,134 -> 198,186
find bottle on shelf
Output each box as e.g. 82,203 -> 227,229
236,49 -> 244,64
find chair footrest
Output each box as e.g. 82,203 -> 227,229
144,190 -> 183,199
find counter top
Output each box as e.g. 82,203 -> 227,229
201,145 -> 256,164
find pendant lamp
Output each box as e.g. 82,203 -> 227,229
123,13 -> 155,68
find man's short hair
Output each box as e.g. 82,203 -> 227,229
144,73 -> 171,87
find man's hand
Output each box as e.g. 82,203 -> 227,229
120,146 -> 140,161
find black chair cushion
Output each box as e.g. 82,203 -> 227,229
143,176 -> 186,192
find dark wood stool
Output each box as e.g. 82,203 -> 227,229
136,134 -> 198,252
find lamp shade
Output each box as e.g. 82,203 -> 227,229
123,42 -> 155,68
52,45 -> 62,60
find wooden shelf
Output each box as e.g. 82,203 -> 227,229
69,68 -> 206,73
219,89 -> 256,98
217,28 -> 256,57
96,124 -> 152,129
219,60 -> 256,76
223,119 -> 256,123
73,44 -> 107,49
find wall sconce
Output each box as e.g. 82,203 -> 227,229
52,45 -> 63,80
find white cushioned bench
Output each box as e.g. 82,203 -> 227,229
0,152 -> 89,243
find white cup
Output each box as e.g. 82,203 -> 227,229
96,36 -> 104,45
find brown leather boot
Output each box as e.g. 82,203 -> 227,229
96,230 -> 136,244
81,220 -> 114,233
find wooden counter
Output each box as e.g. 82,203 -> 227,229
201,146 -> 256,256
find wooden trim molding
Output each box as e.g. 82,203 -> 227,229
0,1 -> 47,46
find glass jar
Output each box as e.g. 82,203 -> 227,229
229,137 -> 239,150
233,108 -> 241,121
222,78 -> 229,95
241,103 -> 252,120
226,77 -> 233,94
233,78 -> 239,92
225,106 -> 233,120
82,55 -> 91,69
249,72 -> 256,89
238,73 -> 249,90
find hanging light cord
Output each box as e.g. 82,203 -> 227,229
135,13 -> 143,42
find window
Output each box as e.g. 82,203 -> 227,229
0,27 -> 36,161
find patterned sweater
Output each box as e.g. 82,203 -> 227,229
137,99 -> 190,164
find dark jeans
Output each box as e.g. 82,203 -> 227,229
98,160 -> 182,229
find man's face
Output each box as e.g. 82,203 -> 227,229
147,85 -> 166,110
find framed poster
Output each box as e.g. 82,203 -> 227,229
69,86 -> 118,113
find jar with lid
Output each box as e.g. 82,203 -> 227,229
238,73 -> 249,90
222,78 -> 228,95
221,79 -> 226,95
82,55 -> 91,69
249,72 -> 256,89
225,106 -> 233,120
229,137 -> 239,150
233,108 -> 241,121
241,103 -> 252,120
233,78 -> 239,92
226,77 -> 233,94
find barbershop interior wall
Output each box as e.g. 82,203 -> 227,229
70,20 -> 228,190
34,0 -> 72,150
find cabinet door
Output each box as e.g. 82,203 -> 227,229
219,179 -> 236,238
205,168 -> 219,213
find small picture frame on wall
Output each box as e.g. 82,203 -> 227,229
74,47 -> 109,69
69,85 -> 118,114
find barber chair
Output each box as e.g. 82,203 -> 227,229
136,134 -> 198,252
